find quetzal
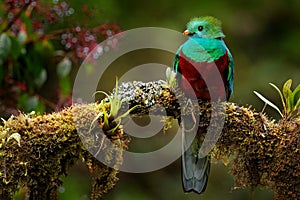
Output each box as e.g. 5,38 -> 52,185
173,16 -> 234,194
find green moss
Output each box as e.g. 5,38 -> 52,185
0,103 -> 127,200
0,80 -> 299,200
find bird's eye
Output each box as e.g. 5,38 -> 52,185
198,26 -> 204,31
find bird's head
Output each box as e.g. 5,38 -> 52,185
184,16 -> 225,39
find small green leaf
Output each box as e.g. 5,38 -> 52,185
102,109 -> 109,129
57,58 -> 72,78
18,94 -> 45,113
0,65 -> 3,83
110,78 -> 121,117
7,133 -> 21,147
292,84 -> 300,108
254,91 -> 283,117
269,82 -> 285,113
34,69 -> 47,88
283,79 -> 292,102
295,98 -> 300,110
17,30 -> 27,44
114,105 -> 139,123
9,36 -> 22,59
287,89 -> 294,113
59,76 -> 71,96
20,12 -> 33,37
0,33 -> 11,59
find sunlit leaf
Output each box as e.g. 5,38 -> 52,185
287,90 -> 293,113
269,82 -> 285,112
254,91 -> 283,117
283,79 -> 292,102
110,78 -> 121,117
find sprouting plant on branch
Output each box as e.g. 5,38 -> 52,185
91,78 -> 139,138
254,79 -> 300,120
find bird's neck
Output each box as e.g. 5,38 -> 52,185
181,37 -> 226,63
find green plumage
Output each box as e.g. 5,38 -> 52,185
181,37 -> 227,62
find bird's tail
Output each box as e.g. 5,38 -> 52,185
182,130 -> 210,194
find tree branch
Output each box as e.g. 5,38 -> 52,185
0,80 -> 299,200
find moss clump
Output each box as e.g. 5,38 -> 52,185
212,103 -> 300,200
0,103 -> 127,200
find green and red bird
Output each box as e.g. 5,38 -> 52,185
173,16 -> 234,194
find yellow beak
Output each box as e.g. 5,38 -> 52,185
183,30 -> 190,35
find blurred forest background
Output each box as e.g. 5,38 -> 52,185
1,0 -> 299,199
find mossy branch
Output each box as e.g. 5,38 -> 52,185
0,80 -> 299,200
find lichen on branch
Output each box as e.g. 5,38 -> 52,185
0,80 -> 299,200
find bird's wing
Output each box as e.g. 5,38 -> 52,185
173,47 -> 183,84
226,47 -> 234,98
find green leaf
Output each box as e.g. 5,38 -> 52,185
57,57 -> 72,78
59,76 -> 71,96
20,12 -> 33,37
34,69 -> 47,88
17,30 -> 27,44
287,89 -> 294,113
102,109 -> 109,129
9,36 -> 22,59
282,79 -> 293,113
114,105 -> 139,123
0,33 -> 11,59
25,96 -> 40,112
18,94 -> 45,113
283,79 -> 292,102
269,82 -> 285,113
110,78 -> 121,117
0,65 -> 3,83
292,84 -> 300,109
254,91 -> 283,117
295,98 -> 300,110
7,133 -> 21,147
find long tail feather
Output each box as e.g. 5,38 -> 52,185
182,125 -> 210,194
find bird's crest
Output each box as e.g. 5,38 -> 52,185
188,16 -> 222,28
